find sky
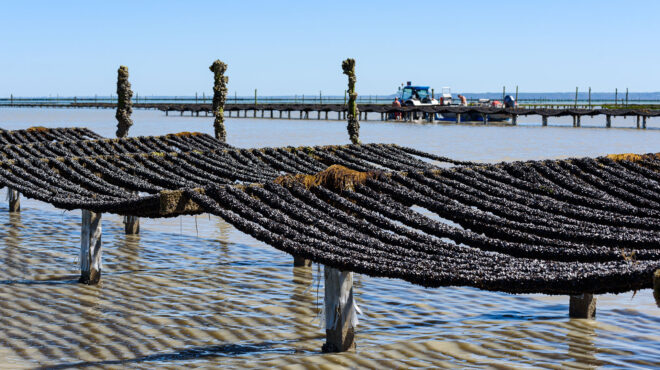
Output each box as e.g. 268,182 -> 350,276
1,0 -> 659,96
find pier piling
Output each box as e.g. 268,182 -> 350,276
643,116 -> 647,129
569,294 -> 596,319
542,116 -> 548,126
322,266 -> 357,353
80,210 -> 102,285
606,115 -> 612,128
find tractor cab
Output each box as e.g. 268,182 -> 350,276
398,82 -> 439,106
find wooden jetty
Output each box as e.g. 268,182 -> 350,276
1,126 -> 659,352
3,102 -> 658,128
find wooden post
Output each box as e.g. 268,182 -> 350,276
572,115 -> 577,127
576,115 -> 581,127
322,266 -> 357,353
569,293 -> 596,319
8,188 -> 20,212
515,85 -> 518,103
80,210 -> 102,285
293,256 -> 311,267
637,115 -> 640,129
588,87 -> 591,107
482,114 -> 488,124
653,270 -> 660,307
574,87 -> 578,107
124,214 -> 139,234
614,88 -> 618,105
542,116 -> 548,126
511,114 -> 517,125
643,116 -> 647,129
456,113 -> 461,123
606,115 -> 612,128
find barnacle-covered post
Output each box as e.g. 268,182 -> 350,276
209,59 -> 228,142
80,210 -> 103,284
342,58 -> 360,145
115,66 -> 139,234
115,66 -> 133,138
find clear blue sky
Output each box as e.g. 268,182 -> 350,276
2,0 -> 658,96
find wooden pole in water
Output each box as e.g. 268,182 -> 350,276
343,58 -> 360,145
8,188 -> 20,212
254,89 -> 257,105
653,270 -> 660,307
542,116 -> 548,126
80,210 -> 102,285
210,60 -> 228,141
588,87 -> 591,108
515,85 -> 519,103
294,256 -> 312,267
637,115 -> 641,129
615,88 -> 618,106
322,266 -> 357,352
606,115 -> 612,128
626,88 -> 629,106
643,116 -> 647,129
574,87 -> 578,107
569,293 -> 596,319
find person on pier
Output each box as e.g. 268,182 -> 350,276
392,97 -> 402,120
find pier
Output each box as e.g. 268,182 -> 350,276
4,102 -> 658,128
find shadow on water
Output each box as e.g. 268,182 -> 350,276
39,342 -> 294,369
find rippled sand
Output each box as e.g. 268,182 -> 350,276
0,199 -> 658,369
0,109 -> 659,368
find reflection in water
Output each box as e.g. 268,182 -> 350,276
566,320 -> 599,368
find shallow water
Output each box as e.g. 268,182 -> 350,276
0,108 -> 658,368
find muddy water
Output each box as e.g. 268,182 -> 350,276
0,108 -> 658,368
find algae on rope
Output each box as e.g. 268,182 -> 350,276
209,60 -> 228,142
342,58 -> 360,145
115,66 -> 133,138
